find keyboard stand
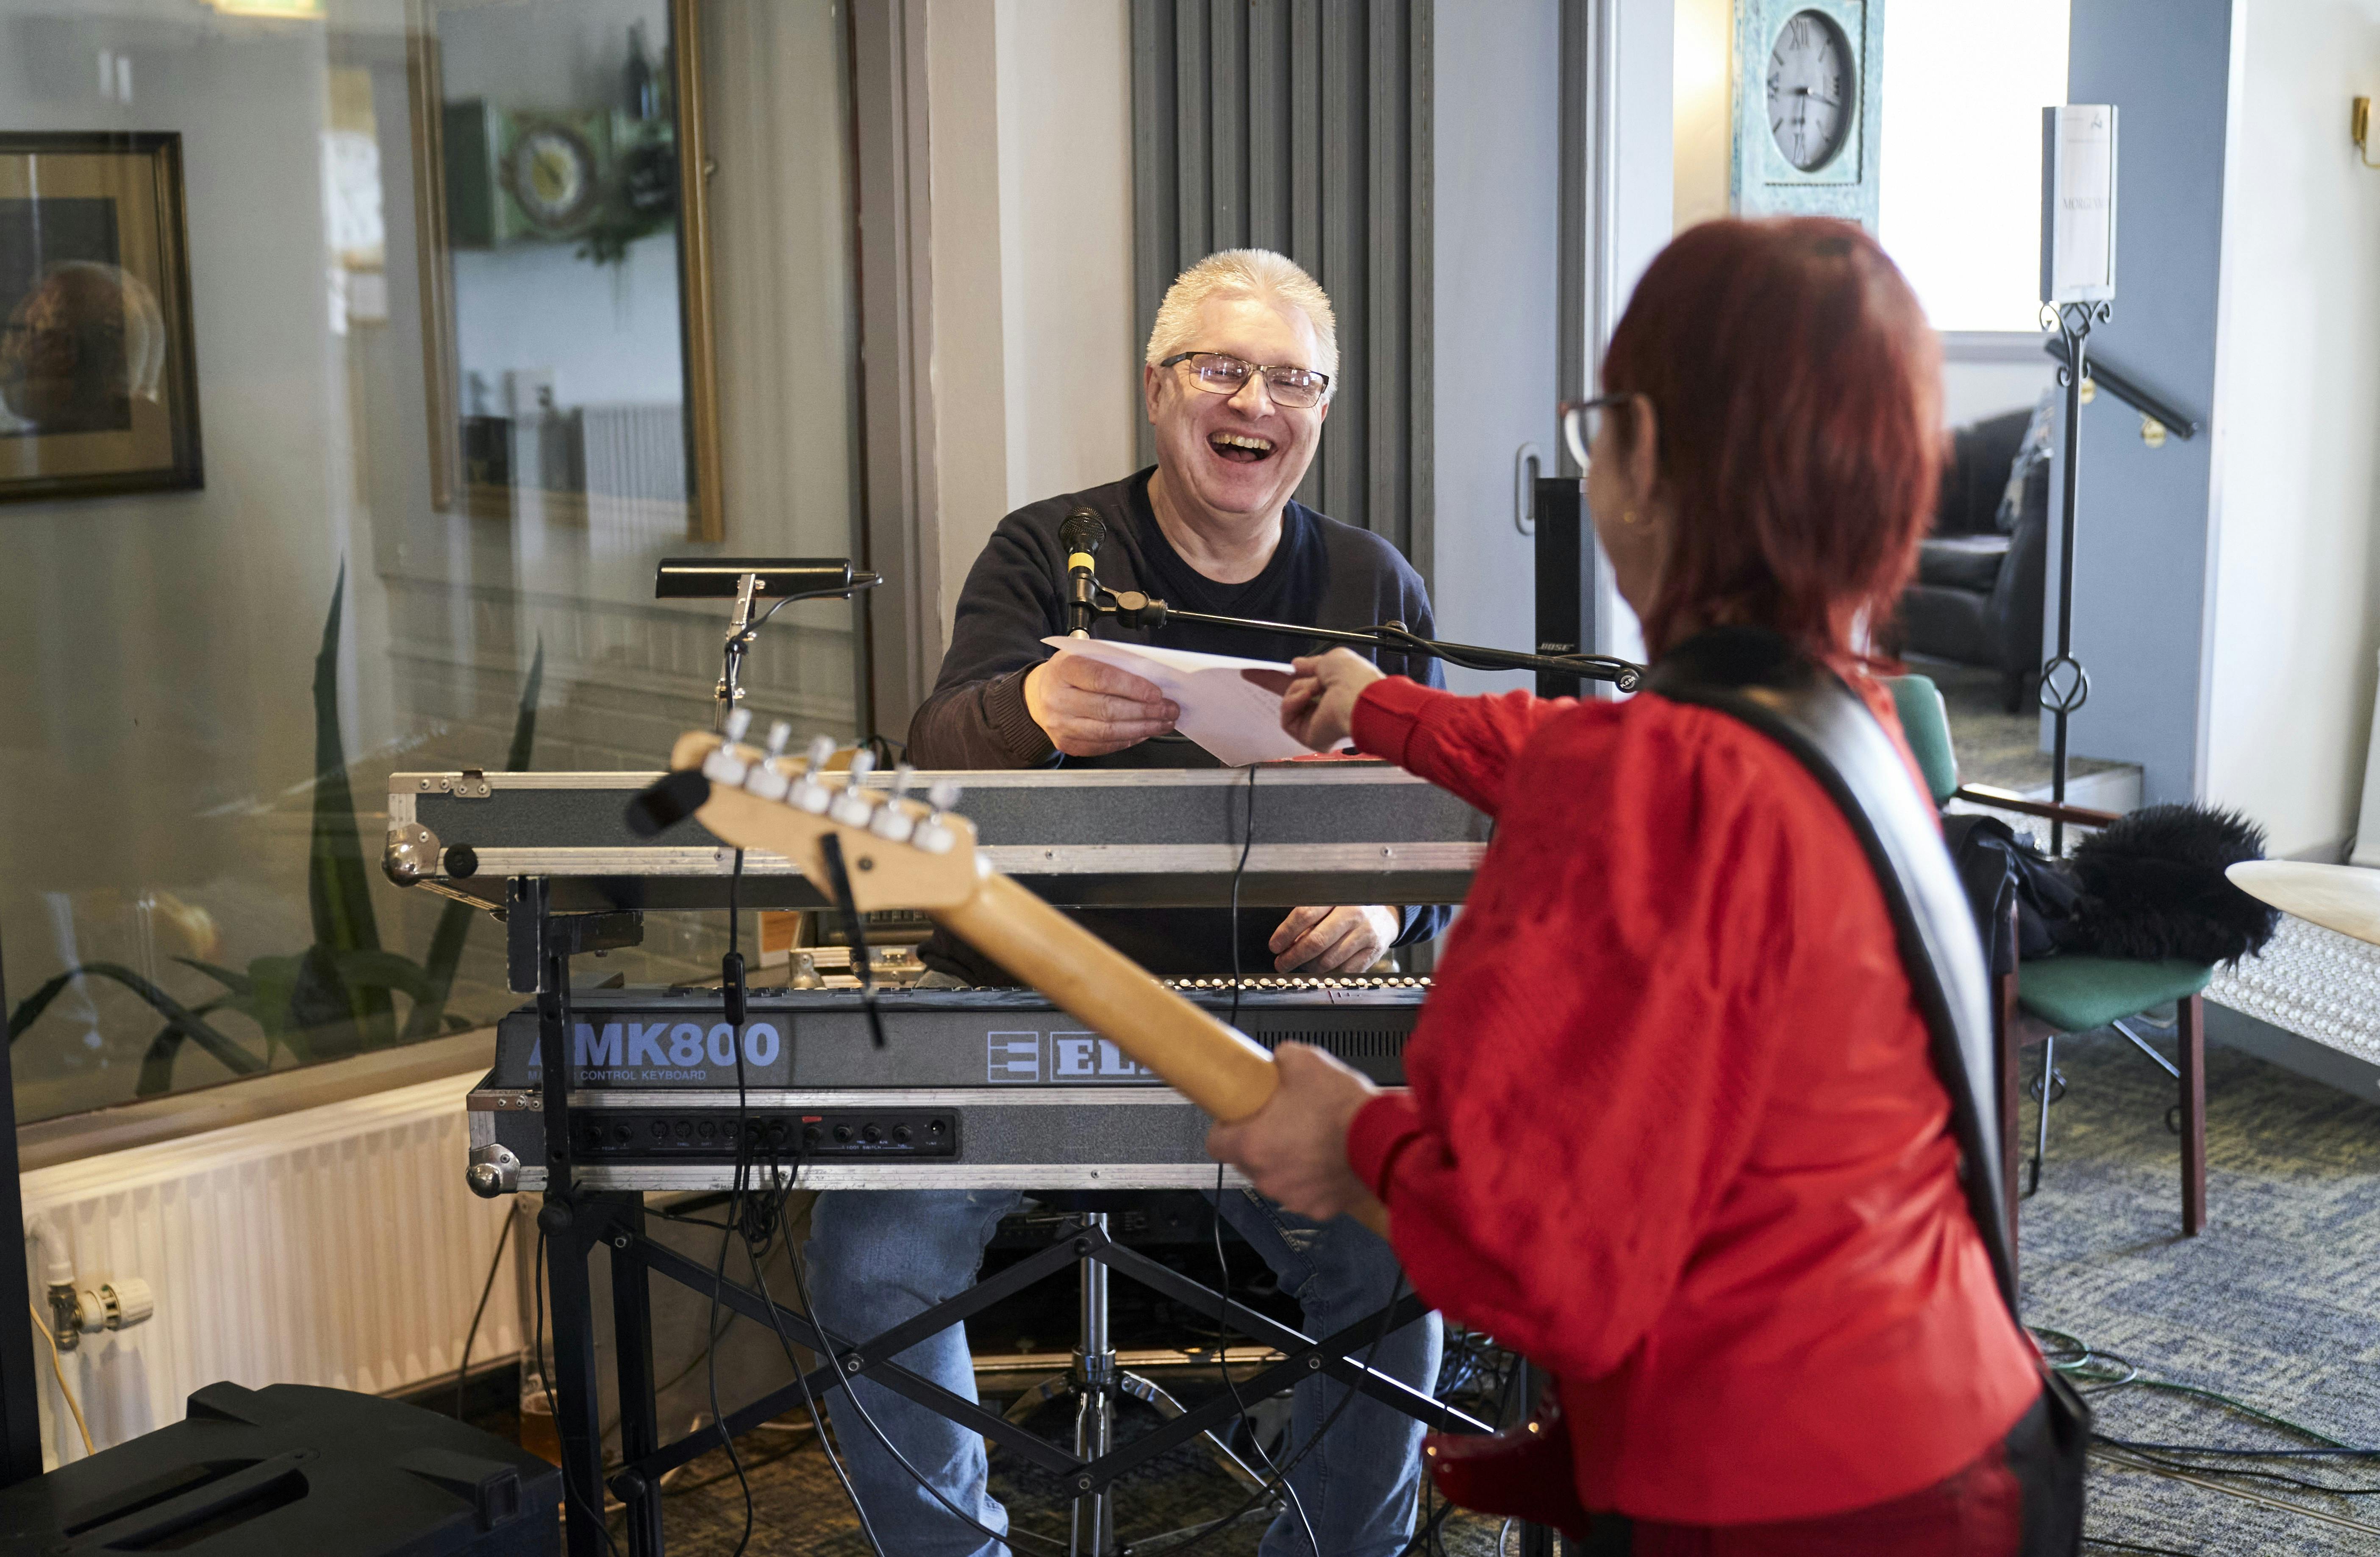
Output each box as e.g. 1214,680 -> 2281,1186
997,1211 -> 1270,1552
511,876 -> 1491,1557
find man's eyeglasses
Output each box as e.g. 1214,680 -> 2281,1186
1558,393 -> 1635,471
1160,351 -> 1331,410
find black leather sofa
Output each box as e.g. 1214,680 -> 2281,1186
1897,407 -> 2048,712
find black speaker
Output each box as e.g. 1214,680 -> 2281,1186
0,1383 -> 561,1554
1532,477 -> 1590,699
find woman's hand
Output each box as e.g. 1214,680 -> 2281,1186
1205,1043 -> 1387,1231
1243,648 -> 1386,753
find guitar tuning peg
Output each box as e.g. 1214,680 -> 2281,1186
789,735 -> 836,813
745,721 -> 794,801
869,763 -> 918,841
828,750 -> 878,826
913,777 -> 963,854
703,709 -> 755,786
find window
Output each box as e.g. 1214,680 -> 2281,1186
1,0 -> 865,1123
1878,0 -> 2071,334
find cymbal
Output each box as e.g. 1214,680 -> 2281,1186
2226,861 -> 2380,948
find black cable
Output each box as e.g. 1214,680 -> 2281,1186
1141,1274 -> 1412,1557
702,846 -> 757,1557
764,1148 -> 1064,1554
817,833 -> 888,1049
662,1429 -> 814,1498
533,1227 -> 623,1557
1230,763 -> 1257,1032
729,1148 -> 888,1557
1202,760 -> 1326,1554
2081,1540 -> 2202,1557
452,1208 -> 516,1421
1208,1161 -> 1322,1556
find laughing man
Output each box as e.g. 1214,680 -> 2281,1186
800,249 -> 1448,1557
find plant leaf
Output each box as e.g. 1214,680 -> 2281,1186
8,963 -> 264,1075
408,635 -> 542,1042
174,957 -> 256,998
306,561 -> 396,1047
330,949 -> 436,1005
134,998 -> 233,1096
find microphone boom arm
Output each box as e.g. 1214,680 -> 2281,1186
1092,586 -> 1644,692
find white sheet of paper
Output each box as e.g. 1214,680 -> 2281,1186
1041,637 -> 1326,765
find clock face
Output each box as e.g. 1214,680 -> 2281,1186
508,125 -> 597,230
1766,10 -> 1855,172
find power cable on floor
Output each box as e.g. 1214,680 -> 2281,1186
29,1299 -> 93,1457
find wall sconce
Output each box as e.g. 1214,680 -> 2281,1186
2355,97 -> 2380,167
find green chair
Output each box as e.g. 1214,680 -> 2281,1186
1887,675 -> 2211,1252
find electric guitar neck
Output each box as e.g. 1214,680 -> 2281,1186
647,727 -> 1281,1123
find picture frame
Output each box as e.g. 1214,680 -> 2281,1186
0,132 -> 203,503
404,0 -> 723,541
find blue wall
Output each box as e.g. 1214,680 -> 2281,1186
2055,0 -> 2235,803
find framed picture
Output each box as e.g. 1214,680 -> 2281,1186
0,132 -> 203,503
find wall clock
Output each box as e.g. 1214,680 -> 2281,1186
1730,0 -> 1884,228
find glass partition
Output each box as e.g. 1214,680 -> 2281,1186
0,0 -> 865,1123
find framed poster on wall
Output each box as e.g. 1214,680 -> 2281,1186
0,132 -> 203,503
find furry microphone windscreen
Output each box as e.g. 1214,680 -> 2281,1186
2065,804 -> 2279,967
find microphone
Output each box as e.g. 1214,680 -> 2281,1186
1059,508 -> 1105,638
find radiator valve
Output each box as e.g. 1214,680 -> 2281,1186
50,1277 -> 155,1353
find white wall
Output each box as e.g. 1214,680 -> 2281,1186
994,0 -> 1138,509
450,235 -> 683,408
1942,347 -> 2055,431
1672,0 -> 1730,231
921,0 -> 1139,666
1432,0 -> 1561,690
925,0 -> 1010,639
2203,0 -> 2380,857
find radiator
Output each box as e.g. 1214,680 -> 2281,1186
18,1069 -> 517,1470
579,400 -> 689,554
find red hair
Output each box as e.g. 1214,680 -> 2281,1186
1601,217 -> 1942,663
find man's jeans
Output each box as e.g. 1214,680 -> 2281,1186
803,1187 -> 1442,1557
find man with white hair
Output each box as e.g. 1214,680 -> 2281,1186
802,250 -> 1445,1557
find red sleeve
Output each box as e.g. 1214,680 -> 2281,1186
1349,677 -> 1579,819
1359,698 -> 1799,1383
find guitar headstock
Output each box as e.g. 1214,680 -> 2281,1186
665,718 -> 983,912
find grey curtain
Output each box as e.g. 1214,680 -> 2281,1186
1130,0 -> 1433,563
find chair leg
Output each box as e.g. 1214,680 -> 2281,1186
2179,994 -> 2206,1236
1995,966 -> 2023,1275
2028,1034 -> 2056,1197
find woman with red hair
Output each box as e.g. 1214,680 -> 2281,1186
1211,218 -> 2069,1552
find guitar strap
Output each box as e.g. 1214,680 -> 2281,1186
1648,626 -> 2086,1556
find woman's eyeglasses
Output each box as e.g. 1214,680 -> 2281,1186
1160,351 -> 1331,410
1558,393 -> 1635,471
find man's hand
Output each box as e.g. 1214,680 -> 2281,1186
1270,904 -> 1399,974
1205,1043 -> 1386,1229
1024,655 -> 1180,756
1245,648 -> 1386,753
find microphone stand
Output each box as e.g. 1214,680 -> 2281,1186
1089,585 -> 1645,692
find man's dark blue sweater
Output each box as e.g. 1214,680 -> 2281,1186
908,467 -> 1449,983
